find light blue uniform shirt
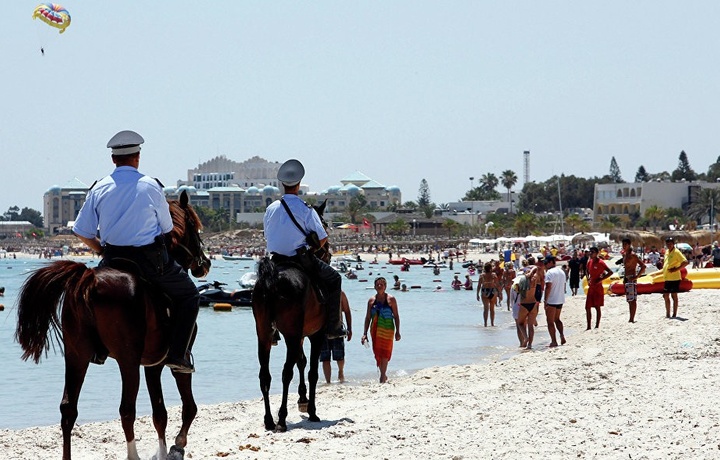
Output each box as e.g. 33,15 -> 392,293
264,194 -> 328,257
73,166 -> 173,247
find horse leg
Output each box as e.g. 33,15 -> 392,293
306,334 -> 323,422
296,347 -> 309,413
169,371 -> 197,459
257,338 -> 275,431
117,361 -> 142,460
277,336 -> 302,432
144,365 -> 169,460
60,354 -> 91,460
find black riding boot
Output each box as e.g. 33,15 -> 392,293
325,290 -> 347,339
166,298 -> 199,373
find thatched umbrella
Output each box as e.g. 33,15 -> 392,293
636,231 -> 662,248
659,230 -> 696,245
571,233 -> 595,245
609,229 -> 643,245
689,230 -> 713,246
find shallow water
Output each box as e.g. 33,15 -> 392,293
0,257 -> 522,429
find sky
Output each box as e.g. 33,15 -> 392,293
2,1 -> 720,214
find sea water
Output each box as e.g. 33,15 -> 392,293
0,257 -> 523,429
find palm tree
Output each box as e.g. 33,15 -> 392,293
513,212 -> 537,236
500,170 -> 518,204
644,205 -> 666,233
564,214 -> 585,233
687,188 -> 720,227
479,173 -> 499,194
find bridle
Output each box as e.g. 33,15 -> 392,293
169,201 -> 211,277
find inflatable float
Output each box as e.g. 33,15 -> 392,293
609,268 -> 692,296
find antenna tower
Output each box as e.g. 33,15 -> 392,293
523,150 -> 530,185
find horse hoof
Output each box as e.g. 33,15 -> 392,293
168,445 -> 185,460
309,414 -> 320,422
275,424 -> 287,433
298,402 -> 309,413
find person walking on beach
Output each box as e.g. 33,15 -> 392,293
73,130 -> 198,373
712,241 -> 720,268
321,291 -> 353,383
502,263 -> 516,310
621,239 -> 646,323
362,277 -> 401,383
543,255 -> 566,347
568,250 -> 581,296
516,266 -> 539,349
477,262 -> 501,327
662,237 -> 688,319
585,247 -> 612,330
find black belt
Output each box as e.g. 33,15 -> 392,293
104,241 -> 162,253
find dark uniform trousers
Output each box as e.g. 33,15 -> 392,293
313,256 -> 342,319
101,239 -> 200,360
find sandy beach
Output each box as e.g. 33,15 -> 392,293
2,277 -> 718,459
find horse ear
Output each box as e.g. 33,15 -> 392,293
316,199 -> 327,216
180,190 -> 189,207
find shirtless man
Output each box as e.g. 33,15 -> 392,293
516,262 -> 539,349
621,238 -> 646,323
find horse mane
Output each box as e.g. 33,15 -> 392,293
167,199 -> 203,248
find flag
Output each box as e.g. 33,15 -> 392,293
362,218 -> 371,228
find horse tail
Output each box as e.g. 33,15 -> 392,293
15,260 -> 90,363
255,256 -> 279,312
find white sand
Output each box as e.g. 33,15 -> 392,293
3,271 -> 719,459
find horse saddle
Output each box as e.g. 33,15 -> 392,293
270,253 -> 327,304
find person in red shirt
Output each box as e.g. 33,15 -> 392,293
585,246 -> 613,330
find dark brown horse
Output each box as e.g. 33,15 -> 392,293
252,201 -> 332,432
15,191 -> 210,460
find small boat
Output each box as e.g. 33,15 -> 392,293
198,281 -> 253,307
222,254 -> 255,261
389,258 -> 426,265
238,271 -> 257,288
423,261 -> 447,268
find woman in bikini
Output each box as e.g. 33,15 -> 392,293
476,262 -> 501,327
502,263 -> 516,311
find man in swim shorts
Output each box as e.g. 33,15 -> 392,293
321,292 -> 353,383
585,247 -> 612,330
543,255 -> 566,347
621,238 -> 646,323
662,237 -> 688,318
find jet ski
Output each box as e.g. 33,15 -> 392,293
198,281 -> 253,307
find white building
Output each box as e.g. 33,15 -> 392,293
593,181 -> 720,222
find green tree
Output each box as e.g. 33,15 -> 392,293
479,173 -> 499,195
513,212 -> 537,236
707,156 -> 720,182
442,219 -> 462,237
634,165 -> 650,183
386,218 -> 409,236
346,195 -> 368,224
609,156 -> 623,183
3,206 -> 20,221
687,188 -> 720,226
643,205 -> 666,233
501,170 -> 518,205
417,179 -> 435,218
671,150 -> 696,181
564,214 -> 585,233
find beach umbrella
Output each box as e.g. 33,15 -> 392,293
571,233 -> 595,245
609,230 -> 643,245
635,231 -> 662,248
689,230 -> 713,246
660,230 -> 696,245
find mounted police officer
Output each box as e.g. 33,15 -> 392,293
263,159 -> 347,339
73,130 -> 199,373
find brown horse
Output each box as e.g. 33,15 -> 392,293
252,201 -> 332,432
15,191 -> 210,460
